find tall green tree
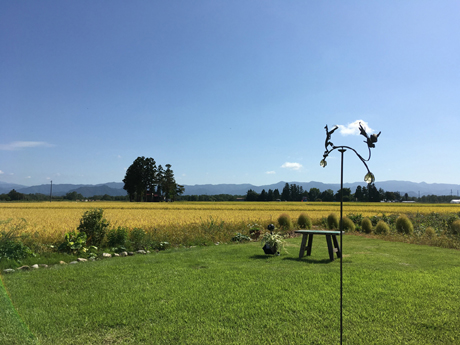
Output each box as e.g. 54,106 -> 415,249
123,156 -> 158,201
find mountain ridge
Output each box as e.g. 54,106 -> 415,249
1,180 -> 460,198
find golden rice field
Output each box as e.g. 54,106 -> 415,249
1,201 -> 460,246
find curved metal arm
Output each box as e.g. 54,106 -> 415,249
321,122 -> 380,184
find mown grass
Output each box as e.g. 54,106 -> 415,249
1,236 -> 459,344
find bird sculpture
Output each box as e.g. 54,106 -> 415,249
359,122 -> 381,148
324,124 -> 339,150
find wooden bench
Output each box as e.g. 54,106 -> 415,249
295,230 -> 343,261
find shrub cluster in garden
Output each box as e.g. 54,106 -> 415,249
0,219 -> 35,264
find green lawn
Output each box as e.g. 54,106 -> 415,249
1,235 -> 459,344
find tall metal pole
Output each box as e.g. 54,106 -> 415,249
339,149 -> 345,345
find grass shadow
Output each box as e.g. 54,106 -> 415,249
249,254 -> 279,260
283,257 -> 335,264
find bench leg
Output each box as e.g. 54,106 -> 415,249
326,235 -> 334,261
298,234 -> 308,258
332,235 -> 341,258
306,234 -> 314,256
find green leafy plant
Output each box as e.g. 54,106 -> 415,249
129,227 -> 146,250
396,215 -> 414,235
58,231 -> 88,254
77,208 -> 110,247
0,219 -> 35,263
106,227 -> 129,247
347,213 -> 363,225
231,233 -> 250,242
361,218 -> 373,234
297,213 -> 312,229
327,213 -> 339,230
374,220 -> 390,235
277,213 -> 293,230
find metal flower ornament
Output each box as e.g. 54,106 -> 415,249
320,122 -> 380,345
321,122 -> 381,184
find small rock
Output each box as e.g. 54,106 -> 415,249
113,253 -> 120,257
128,252 -> 135,256
59,261 -> 67,265
146,250 -> 151,254
102,253 -> 112,258
89,257 -> 96,261
3,269 -> 15,274
31,264 -> 39,269
136,250 -> 147,254
17,265 -> 30,270
69,261 -> 78,264
39,264 -> 48,268
120,251 -> 128,257
77,258 -> 88,262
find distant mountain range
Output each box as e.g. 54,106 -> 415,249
1,180 -> 460,198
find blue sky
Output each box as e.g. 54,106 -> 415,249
1,1 -> 459,187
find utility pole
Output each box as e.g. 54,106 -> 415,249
50,180 -> 52,202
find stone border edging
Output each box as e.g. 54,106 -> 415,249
2,250 -> 150,274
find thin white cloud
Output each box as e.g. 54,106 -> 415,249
338,120 -> 373,136
0,141 -> 54,151
266,171 -> 276,175
0,170 -> 3,174
281,162 -> 302,170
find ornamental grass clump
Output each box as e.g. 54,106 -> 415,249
327,213 -> 339,230
297,213 -> 312,229
396,214 -> 414,235
450,219 -> 460,236
425,227 -> 436,238
340,217 -> 355,232
277,213 -> 293,230
361,218 -> 373,234
374,220 -> 390,235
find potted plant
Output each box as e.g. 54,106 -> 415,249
260,224 -> 285,255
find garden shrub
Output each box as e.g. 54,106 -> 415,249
129,227 -> 146,250
107,227 -> 129,247
425,227 -> 436,238
451,219 -> 460,236
340,217 -> 355,232
0,219 -> 34,262
327,213 -> 339,230
77,208 -> 110,247
396,214 -> 414,235
278,213 -> 293,230
374,220 -> 389,235
297,213 -> 312,229
347,213 -> 363,226
361,218 -> 373,234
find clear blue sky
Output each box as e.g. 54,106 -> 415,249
1,1 -> 459,187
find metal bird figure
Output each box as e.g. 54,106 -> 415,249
324,124 -> 339,150
359,122 -> 381,148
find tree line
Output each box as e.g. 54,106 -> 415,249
241,182 -> 459,203
0,189 -> 129,202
